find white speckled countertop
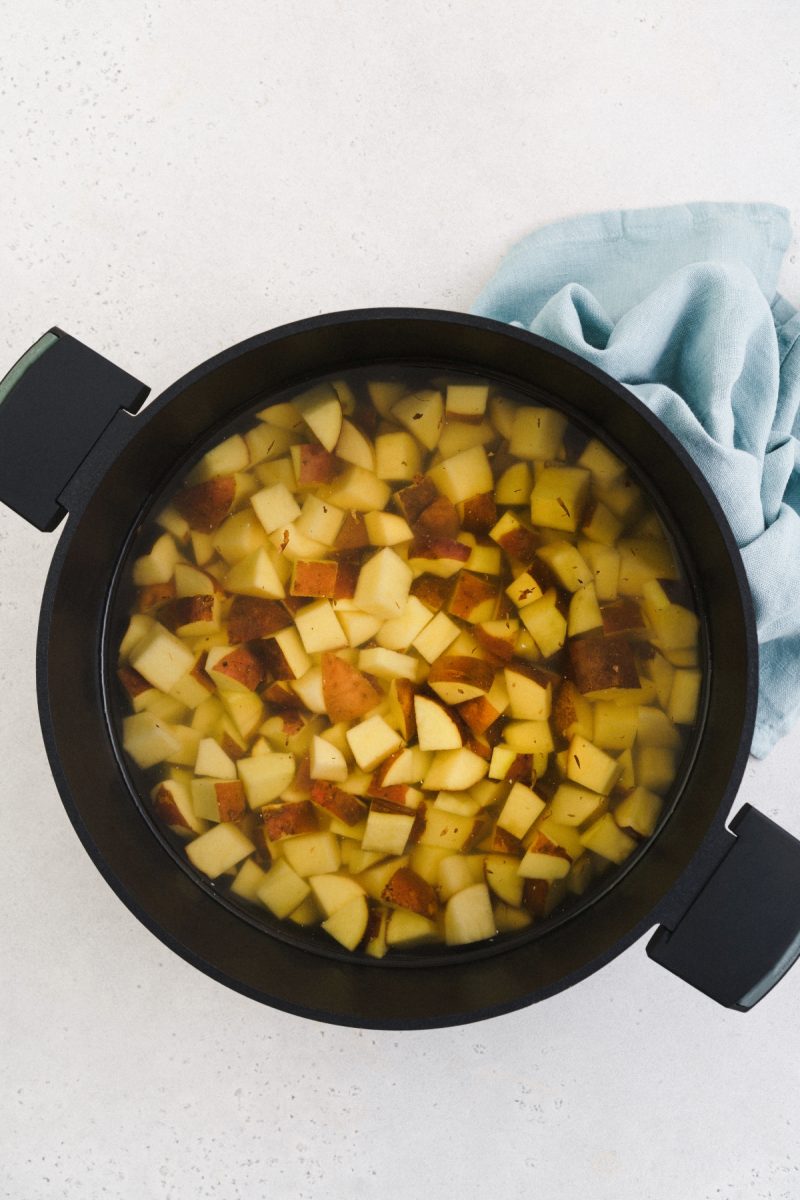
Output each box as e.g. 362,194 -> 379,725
2,3 -> 800,1196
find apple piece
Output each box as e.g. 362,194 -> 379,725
132,533 -> 180,586
423,747 -> 488,792
382,866 -> 438,918
212,509 -> 269,564
391,388 -> 444,450
509,405 -> 567,460
249,482 -> 302,534
190,778 -> 247,822
428,656 -> 494,705
496,781 -> 545,840
530,466 -> 590,533
129,623 -> 197,693
614,786 -> 663,837
668,667 -> 701,725
357,646 -> 418,683
336,418 -> 375,470
364,510 -> 414,546
489,510 -> 539,562
195,737 -> 237,780
518,590 -> 567,659
444,882 -> 496,945
310,780 -> 367,826
427,445 -> 493,505
152,779 -> 205,835
374,431 -> 422,482
238,753 -> 296,808
185,821 -> 255,879
309,735 -> 348,783
386,909 -> 440,947
346,715 -> 403,772
205,644 -> 264,692
224,547 -> 285,599
321,464 -> 391,512
565,734 -> 621,795
579,813 -> 637,864
293,383 -> 343,451
353,547 -> 413,620
568,635 -> 640,698
256,859 -> 311,918
230,857 -> 270,903
394,476 -> 438,524
414,695 -> 463,751
262,626 -> 311,680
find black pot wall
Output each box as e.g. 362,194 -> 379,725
37,310 -> 756,1028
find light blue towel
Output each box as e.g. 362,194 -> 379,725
473,203 -> 800,757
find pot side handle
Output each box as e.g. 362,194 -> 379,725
647,804 -> 800,1010
0,329 -> 149,531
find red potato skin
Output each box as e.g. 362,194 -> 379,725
428,655 -> 495,695
260,640 -> 297,681
552,680 -> 585,739
460,493 -> 497,536
381,866 -> 438,919
448,572 -> 499,621
415,495 -> 460,539
394,476 -> 438,524
496,524 -> 540,563
262,800 -> 319,841
297,444 -> 337,484
219,731 -> 248,761
331,557 -> 361,599
410,536 -> 470,564
410,574 -> 452,613
458,693 -> 502,737
474,626 -> 516,664
334,512 -> 370,550
320,652 -> 383,724
491,825 -> 523,855
118,665 -> 151,698
174,475 -> 237,532
290,560 -> 339,598
568,636 -> 640,694
523,878 -> 550,918
137,580 -> 176,612
506,753 -> 533,784
390,678 -> 417,741
215,780 -> 246,821
262,681 -> 302,707
211,645 -> 265,691
601,598 -> 646,637
227,596 -> 291,642
158,594 -> 216,632
527,831 -> 572,861
309,781 -> 367,826
366,781 -> 417,807
153,785 -> 193,832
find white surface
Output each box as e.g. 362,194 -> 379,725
1,2 -> 799,1196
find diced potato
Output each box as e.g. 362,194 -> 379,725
185,822 -> 255,878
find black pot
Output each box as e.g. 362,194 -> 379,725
2,309 -> 799,1029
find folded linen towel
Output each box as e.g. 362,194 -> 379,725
473,202 -> 800,756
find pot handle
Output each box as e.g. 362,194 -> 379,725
647,804 -> 800,1009
0,329 -> 149,531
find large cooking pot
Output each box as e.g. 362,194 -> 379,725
2,309 -> 799,1028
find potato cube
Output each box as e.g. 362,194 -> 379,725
294,599 -> 347,654
614,786 -> 663,837
185,822 -> 255,878
129,624 -> 196,693
428,445 -> 493,504
281,831 -> 341,877
346,715 -> 403,772
238,753 -> 297,808
565,734 -> 620,795
251,483 -> 301,533
579,813 -> 637,864
497,782 -> 545,840
375,431 -> 423,482
444,883 -> 497,945
509,406 -> 567,461
362,808 -> 416,856
531,467 -> 590,533
257,859 -> 311,918
354,547 -> 413,620
412,611 -> 460,663
668,668 -> 702,725
445,383 -> 489,420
